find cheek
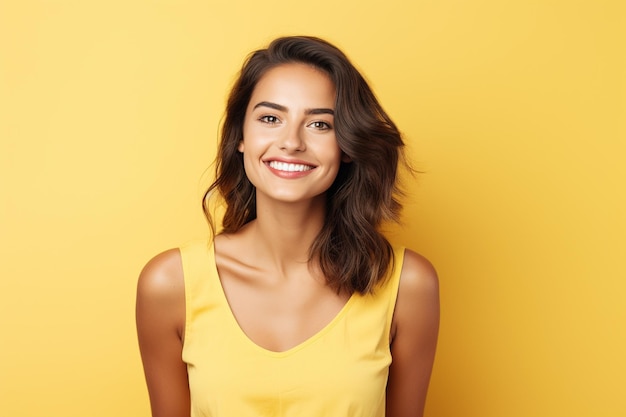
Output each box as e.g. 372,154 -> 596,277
241,153 -> 259,187
241,122 -> 273,152
319,140 -> 343,164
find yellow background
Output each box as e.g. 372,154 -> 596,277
1,1 -> 624,416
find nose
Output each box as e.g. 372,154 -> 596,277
279,123 -> 306,152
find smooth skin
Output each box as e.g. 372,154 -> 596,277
136,64 -> 439,417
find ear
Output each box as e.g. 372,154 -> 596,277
341,152 -> 352,163
237,140 -> 244,153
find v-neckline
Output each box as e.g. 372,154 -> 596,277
208,241 -> 357,357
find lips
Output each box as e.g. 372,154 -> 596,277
263,158 -> 318,178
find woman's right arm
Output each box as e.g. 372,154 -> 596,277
136,249 -> 190,417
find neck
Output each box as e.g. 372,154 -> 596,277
247,195 -> 326,273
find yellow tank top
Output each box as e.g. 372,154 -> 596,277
180,240 -> 404,417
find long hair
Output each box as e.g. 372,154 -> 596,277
203,36 -> 406,294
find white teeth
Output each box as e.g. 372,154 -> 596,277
268,161 -> 314,172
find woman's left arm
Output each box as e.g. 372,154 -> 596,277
386,249 -> 440,417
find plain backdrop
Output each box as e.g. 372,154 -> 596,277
1,1 -> 624,416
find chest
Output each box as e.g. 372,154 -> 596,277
225,281 -> 351,352
184,291 -> 392,417
180,240 -> 399,416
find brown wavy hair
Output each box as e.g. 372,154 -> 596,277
203,36 -> 406,294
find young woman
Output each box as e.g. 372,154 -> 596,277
136,36 -> 439,417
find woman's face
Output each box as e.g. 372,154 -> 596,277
239,63 -> 344,205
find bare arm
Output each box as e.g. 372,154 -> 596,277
136,249 -> 190,417
386,249 -> 440,417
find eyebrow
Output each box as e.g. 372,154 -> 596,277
252,101 -> 334,116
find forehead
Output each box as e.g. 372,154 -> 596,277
248,63 -> 336,108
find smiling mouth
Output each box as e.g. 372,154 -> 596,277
267,161 -> 315,172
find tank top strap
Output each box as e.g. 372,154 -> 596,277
384,245 -> 406,325
352,245 -> 405,347
179,239 -> 224,352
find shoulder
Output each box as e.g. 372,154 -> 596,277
136,249 -> 186,333
391,248 -> 439,341
137,248 -> 185,299
398,248 -> 439,299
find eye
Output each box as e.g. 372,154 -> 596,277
308,121 -> 332,130
259,115 -> 280,124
